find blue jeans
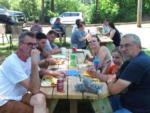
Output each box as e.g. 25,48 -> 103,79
114,108 -> 132,113
109,95 -> 132,113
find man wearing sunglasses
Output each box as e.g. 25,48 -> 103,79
0,32 -> 47,113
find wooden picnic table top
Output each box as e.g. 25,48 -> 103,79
40,49 -> 109,100
40,76 -> 109,100
99,35 -> 113,43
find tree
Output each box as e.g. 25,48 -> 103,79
40,0 -> 45,23
20,0 -> 39,20
0,0 -> 10,8
95,0 -> 99,22
51,0 -> 54,12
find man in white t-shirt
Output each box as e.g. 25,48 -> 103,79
0,32 -> 47,113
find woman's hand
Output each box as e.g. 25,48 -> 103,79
52,71 -> 66,78
86,66 -> 98,78
107,74 -> 116,83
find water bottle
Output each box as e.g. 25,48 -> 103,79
69,53 -> 77,67
93,56 -> 100,70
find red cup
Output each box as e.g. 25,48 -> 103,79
72,47 -> 77,52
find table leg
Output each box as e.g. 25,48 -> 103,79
70,100 -> 78,113
91,97 -> 113,113
47,99 -> 58,113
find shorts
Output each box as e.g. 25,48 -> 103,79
0,93 -> 33,113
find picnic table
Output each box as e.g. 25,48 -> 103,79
40,49 -> 113,113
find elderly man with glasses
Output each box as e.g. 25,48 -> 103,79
0,32 -> 47,113
106,34 -> 150,113
88,34 -> 150,113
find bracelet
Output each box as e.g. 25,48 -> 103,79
106,79 -> 114,85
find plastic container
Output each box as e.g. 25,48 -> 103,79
93,56 -> 100,70
69,53 -> 77,67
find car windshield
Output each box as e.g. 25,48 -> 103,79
60,12 -> 79,17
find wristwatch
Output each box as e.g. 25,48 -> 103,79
107,79 -> 113,84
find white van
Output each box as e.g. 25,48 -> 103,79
50,12 -> 84,25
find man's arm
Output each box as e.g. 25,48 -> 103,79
20,49 -> 41,94
107,78 -> 131,95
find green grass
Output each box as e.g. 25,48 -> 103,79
143,48 -> 150,56
0,41 -> 17,63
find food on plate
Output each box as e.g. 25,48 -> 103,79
83,70 -> 91,77
41,76 -> 57,87
55,58 -> 65,65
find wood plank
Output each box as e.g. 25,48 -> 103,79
91,97 -> 113,113
52,77 -> 68,99
83,92 -> 98,99
70,100 -> 78,113
99,36 -> 112,43
68,76 -> 83,99
47,99 -> 58,113
40,87 -> 53,99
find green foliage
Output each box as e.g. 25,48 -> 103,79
1,0 -> 150,23
0,0 -> 10,8
9,0 -> 20,10
19,0 -> 40,20
143,0 -> 150,15
54,0 -> 81,14
47,10 -> 58,18
78,3 -> 93,23
90,0 -> 119,23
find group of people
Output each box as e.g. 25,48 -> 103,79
71,18 -> 150,113
0,19 -> 66,112
71,18 -> 121,50
86,33 -> 150,113
1,17 -> 150,113
102,18 -> 121,47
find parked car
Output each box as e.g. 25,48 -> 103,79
50,12 -> 84,25
0,5 -> 26,25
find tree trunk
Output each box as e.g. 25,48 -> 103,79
40,0 -> 45,23
95,0 -> 99,21
51,0 -> 54,12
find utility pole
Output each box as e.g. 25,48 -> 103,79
137,0 -> 142,27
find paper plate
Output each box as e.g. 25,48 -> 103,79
51,54 -> 66,59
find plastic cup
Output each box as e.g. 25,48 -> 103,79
61,47 -> 67,55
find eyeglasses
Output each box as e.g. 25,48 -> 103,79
22,42 -> 37,48
88,40 -> 96,44
120,43 -> 133,49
